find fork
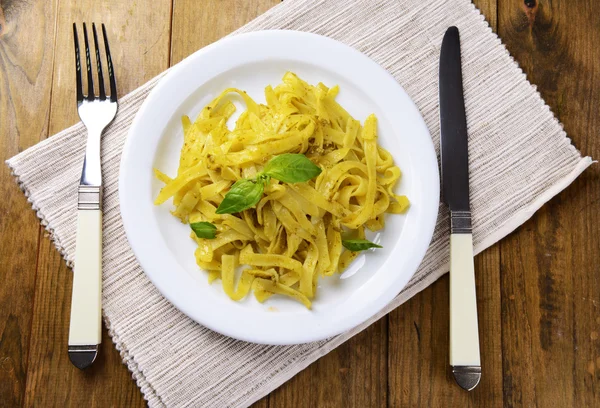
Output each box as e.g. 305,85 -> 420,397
68,22 -> 118,370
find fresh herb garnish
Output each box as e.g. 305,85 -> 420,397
190,221 -> 217,239
262,153 -> 322,183
342,239 -> 383,251
216,179 -> 265,215
216,154 -> 321,214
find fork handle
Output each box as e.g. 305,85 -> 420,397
68,206 -> 102,369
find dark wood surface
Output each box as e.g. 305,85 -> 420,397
1,0 -> 598,406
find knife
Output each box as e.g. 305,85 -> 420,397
439,26 -> 481,391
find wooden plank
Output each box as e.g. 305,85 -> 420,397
497,0 -> 600,406
45,1 -> 175,134
388,285 -> 437,407
0,0 -> 58,406
23,1 -> 173,406
169,2 -> 277,406
170,0 -> 279,65
269,320 -> 388,408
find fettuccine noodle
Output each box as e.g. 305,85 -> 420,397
154,72 -> 409,309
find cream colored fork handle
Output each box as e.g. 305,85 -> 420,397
450,233 -> 481,389
69,209 -> 102,347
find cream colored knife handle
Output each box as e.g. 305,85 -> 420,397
450,231 -> 481,390
68,206 -> 102,369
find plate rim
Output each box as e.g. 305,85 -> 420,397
119,30 -> 440,345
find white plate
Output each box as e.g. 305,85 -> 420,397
120,30 -> 439,345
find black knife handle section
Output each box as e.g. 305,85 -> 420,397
450,210 -> 472,234
439,26 -> 471,212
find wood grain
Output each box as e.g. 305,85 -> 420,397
0,0 -> 57,406
1,0 -> 599,407
498,0 -> 600,407
170,0 -> 279,66
269,320 -> 389,408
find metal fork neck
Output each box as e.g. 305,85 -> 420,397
80,127 -> 102,186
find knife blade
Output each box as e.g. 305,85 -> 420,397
439,26 -> 482,391
440,26 -> 470,213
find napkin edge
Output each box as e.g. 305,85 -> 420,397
473,157 -> 594,255
5,157 -> 72,267
105,314 -> 167,407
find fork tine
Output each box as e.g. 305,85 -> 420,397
82,23 -> 94,100
101,24 -> 117,102
91,23 -> 106,100
73,24 -> 84,103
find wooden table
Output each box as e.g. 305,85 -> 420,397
1,1 -> 598,406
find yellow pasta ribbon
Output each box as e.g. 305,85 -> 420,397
154,73 -> 406,308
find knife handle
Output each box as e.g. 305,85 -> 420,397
449,211 -> 481,390
68,186 -> 103,369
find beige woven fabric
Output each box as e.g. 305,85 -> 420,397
6,0 -> 593,406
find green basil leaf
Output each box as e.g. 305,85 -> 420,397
262,153 -> 322,183
190,221 -> 217,239
342,239 -> 383,251
216,179 -> 264,214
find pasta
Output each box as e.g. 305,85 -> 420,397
154,72 -> 409,309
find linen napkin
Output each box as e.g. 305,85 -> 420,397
6,0 -> 592,406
